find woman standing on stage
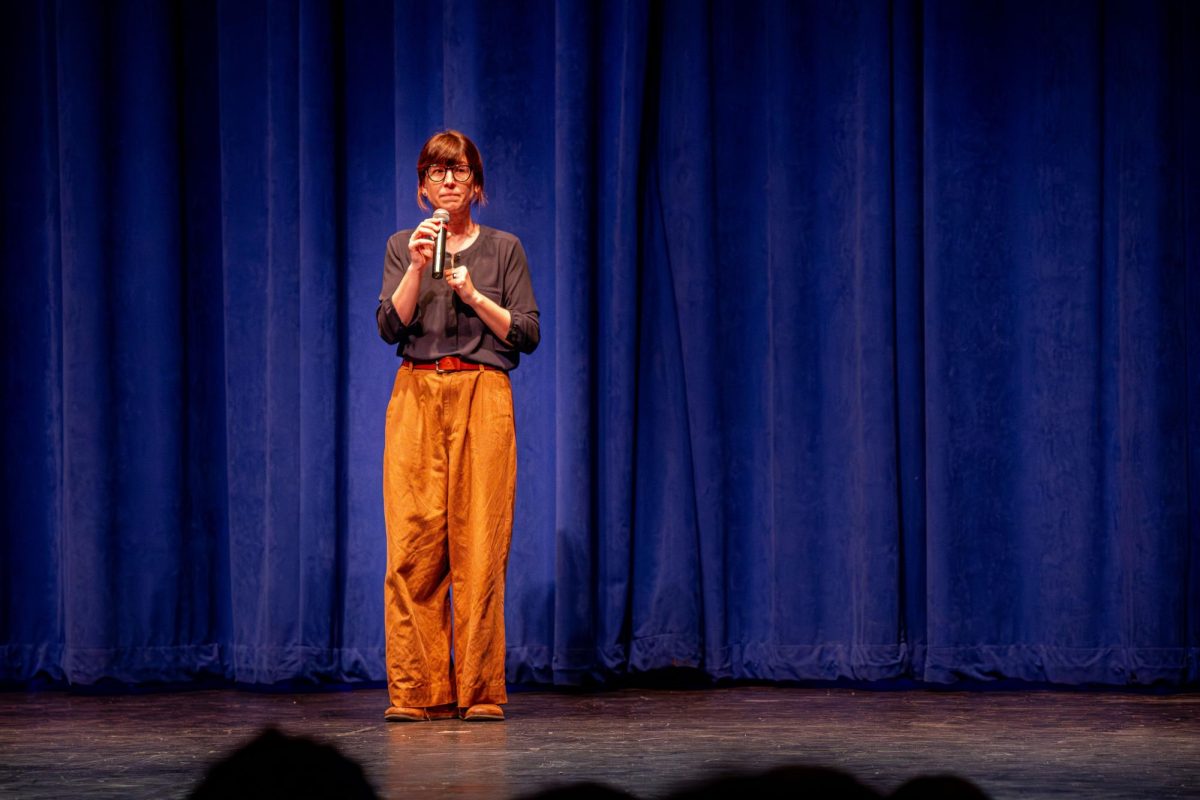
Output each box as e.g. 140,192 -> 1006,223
376,130 -> 540,722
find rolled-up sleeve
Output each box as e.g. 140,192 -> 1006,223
377,296 -> 406,344
504,240 -> 540,354
377,231 -> 416,344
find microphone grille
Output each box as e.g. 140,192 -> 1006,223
433,209 -> 451,222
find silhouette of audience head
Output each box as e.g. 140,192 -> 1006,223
889,773 -> 991,799
663,765 -> 881,799
188,727 -> 378,800
518,783 -> 639,800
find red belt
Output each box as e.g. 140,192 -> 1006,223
405,357 -> 503,373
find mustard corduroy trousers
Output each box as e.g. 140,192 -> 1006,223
382,363 -> 516,709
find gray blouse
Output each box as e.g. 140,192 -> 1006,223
377,225 -> 541,371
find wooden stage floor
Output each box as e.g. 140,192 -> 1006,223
1,686 -> 1197,798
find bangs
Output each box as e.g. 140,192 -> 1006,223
417,134 -> 469,172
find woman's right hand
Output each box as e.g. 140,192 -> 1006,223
407,217 -> 444,272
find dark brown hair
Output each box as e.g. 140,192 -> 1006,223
415,130 -> 486,211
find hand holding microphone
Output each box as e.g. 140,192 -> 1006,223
405,208 -> 451,275
431,208 -> 451,279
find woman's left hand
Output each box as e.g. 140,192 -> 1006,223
446,265 -> 479,305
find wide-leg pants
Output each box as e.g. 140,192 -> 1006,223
382,363 -> 516,708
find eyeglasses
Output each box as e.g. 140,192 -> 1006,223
426,164 -> 473,183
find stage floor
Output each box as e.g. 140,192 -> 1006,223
1,686 -> 1197,798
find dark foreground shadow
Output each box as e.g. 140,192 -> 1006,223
188,726 -> 989,800
188,727 -> 378,799
517,765 -> 991,800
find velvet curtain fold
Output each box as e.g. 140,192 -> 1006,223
1,0 -> 1197,687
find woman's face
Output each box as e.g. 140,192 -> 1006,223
422,160 -> 477,215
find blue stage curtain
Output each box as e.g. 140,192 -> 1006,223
1,0 -> 1196,687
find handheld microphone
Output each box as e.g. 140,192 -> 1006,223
431,208 -> 451,279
